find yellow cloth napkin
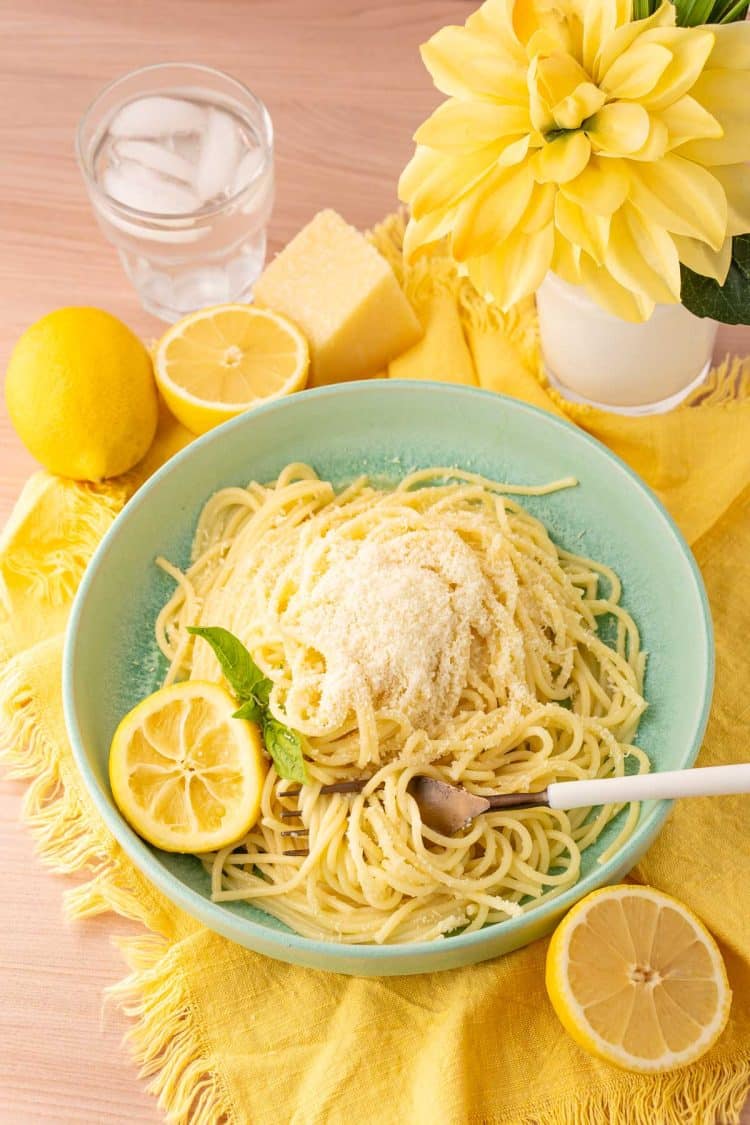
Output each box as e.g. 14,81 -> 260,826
2,217 -> 750,1125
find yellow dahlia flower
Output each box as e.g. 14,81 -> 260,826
399,0 -> 750,321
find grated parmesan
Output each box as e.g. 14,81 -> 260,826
296,527 -> 495,731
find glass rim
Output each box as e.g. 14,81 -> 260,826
75,61 -> 274,224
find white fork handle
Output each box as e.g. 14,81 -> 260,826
547,764 -> 750,810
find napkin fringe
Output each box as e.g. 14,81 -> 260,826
0,649 -> 228,1124
684,353 -> 750,407
0,648 -> 158,932
0,652 -> 108,871
509,1055 -> 750,1125
108,935 -> 235,1125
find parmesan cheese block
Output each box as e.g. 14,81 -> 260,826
253,210 -> 422,387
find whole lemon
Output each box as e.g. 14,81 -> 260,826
5,307 -> 159,481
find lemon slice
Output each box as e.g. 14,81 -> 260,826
546,885 -> 731,1073
154,304 -> 309,435
109,681 -> 267,853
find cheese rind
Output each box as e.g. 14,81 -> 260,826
254,210 -> 422,386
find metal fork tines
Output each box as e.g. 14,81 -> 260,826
280,778 -> 370,800
279,778 -> 370,856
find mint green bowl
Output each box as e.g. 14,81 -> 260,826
63,382 -> 713,976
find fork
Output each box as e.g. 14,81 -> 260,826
278,764 -> 750,854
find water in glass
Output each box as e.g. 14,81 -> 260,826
80,70 -> 274,322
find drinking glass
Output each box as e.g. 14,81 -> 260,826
77,63 -> 274,322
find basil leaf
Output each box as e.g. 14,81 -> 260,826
254,677 -> 272,709
263,717 -> 308,783
679,235 -> 750,325
189,624 -> 307,784
188,625 -> 270,701
233,698 -> 264,722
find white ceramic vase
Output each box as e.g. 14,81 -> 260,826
536,272 -> 718,415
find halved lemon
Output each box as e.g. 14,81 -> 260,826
154,304 -> 309,435
109,681 -> 267,853
545,884 -> 731,1073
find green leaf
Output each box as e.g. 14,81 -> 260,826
262,718 -> 308,783
188,625 -> 271,702
232,698 -> 264,722
631,0 -> 658,17
254,677 -> 272,708
189,624 -> 307,784
717,0 -> 749,20
679,235 -> 750,325
673,0 -> 716,24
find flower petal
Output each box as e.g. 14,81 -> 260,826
400,143 -> 505,220
628,116 -> 669,163
582,0 -> 632,76
600,43 -> 672,101
520,182 -> 557,233
453,162 -> 535,258
552,82 -> 606,131
710,165 -> 750,237
554,194 -> 610,264
561,156 -> 629,215
679,70 -> 750,166
586,103 -> 651,157
414,99 -> 531,152
658,95 -> 723,151
604,209 -> 681,305
672,234 -> 732,285
579,254 -> 655,322
637,28 -> 715,113
513,0 -> 582,56
536,53 -> 591,109
702,20 -> 750,70
468,0 -> 523,53
551,228 -> 583,285
628,154 -> 727,249
399,145 -> 441,206
498,134 -> 532,167
403,209 -> 455,263
593,0 -> 675,85
625,207 -> 682,299
527,54 -> 555,134
421,27 -> 527,102
468,223 -> 554,308
533,132 -> 591,184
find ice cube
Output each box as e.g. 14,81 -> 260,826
195,107 -> 239,203
109,96 -> 207,139
103,161 -> 200,215
114,139 -> 196,184
232,147 -> 264,195
171,132 -> 203,165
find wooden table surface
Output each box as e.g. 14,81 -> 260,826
1,2 -> 748,1122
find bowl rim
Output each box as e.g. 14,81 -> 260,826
62,380 -> 714,966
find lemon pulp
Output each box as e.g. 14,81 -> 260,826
545,884 -> 731,1073
154,304 -> 309,435
109,681 -> 267,853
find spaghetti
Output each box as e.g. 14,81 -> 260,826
155,463 -> 648,944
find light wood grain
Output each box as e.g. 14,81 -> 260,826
0,2 -> 748,1122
